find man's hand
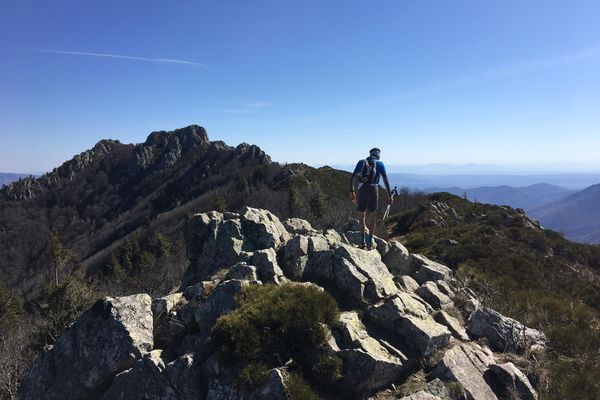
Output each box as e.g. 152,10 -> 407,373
350,191 -> 357,204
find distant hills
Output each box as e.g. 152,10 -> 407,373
0,173 -> 32,187
423,183 -> 574,212
387,172 -> 600,190
530,184 -> 600,244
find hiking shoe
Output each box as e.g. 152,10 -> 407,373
359,242 -> 366,249
366,244 -> 373,251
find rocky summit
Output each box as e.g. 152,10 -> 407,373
20,207 -> 543,400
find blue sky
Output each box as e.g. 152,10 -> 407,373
1,0 -> 599,173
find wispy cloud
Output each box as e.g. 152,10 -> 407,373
386,45 -> 600,102
25,48 -> 209,68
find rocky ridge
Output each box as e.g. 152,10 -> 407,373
20,207 -> 545,400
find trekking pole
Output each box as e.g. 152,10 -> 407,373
383,193 -> 394,221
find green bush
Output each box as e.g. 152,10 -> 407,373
312,354 -> 342,385
209,283 -> 339,392
285,373 -> 319,400
237,361 -> 270,392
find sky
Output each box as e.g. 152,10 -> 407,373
1,0 -> 600,173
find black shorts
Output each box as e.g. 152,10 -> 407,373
357,185 -> 379,213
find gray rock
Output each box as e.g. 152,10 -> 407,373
339,348 -> 405,394
308,235 -> 331,252
490,362 -> 538,400
182,280 -> 218,302
410,254 -> 453,284
281,235 -> 309,280
416,282 -> 454,310
181,213 -> 246,287
203,356 -> 289,400
399,391 -> 442,400
20,294 -> 153,400
193,279 -> 250,338
434,280 -> 455,297
282,218 -> 314,235
367,294 -> 450,357
225,262 -> 258,281
382,240 -> 411,276
397,275 -> 420,293
467,308 -> 546,353
252,248 -> 284,283
240,207 -> 290,250
165,353 -> 206,400
431,342 -> 498,400
423,378 -> 452,400
434,310 -> 469,341
400,315 -> 452,357
101,350 -> 178,400
152,293 -> 186,349
343,217 -> 361,231
333,244 -> 397,304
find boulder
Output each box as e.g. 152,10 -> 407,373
339,348 -> 405,394
434,311 -> 469,341
431,342 -> 498,400
101,351 -> 178,400
490,362 -> 538,400
382,240 -> 411,276
467,308 -> 546,353
281,235 -> 309,280
164,353 -> 206,400
152,293 -> 186,349
367,294 -> 450,357
343,218 -> 361,231
409,254 -> 453,284
20,294 -> 153,400
181,213 -> 246,287
240,207 -> 290,250
203,356 -> 288,400
399,392 -> 442,400
399,315 -> 452,357
397,275 -> 420,293
224,262 -> 258,281
282,218 -> 314,235
193,279 -> 250,338
434,280 -> 455,297
416,282 -> 454,310
252,248 -> 284,283
333,244 -> 397,304
422,378 -> 452,400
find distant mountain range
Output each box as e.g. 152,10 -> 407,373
423,183 -> 574,212
0,173 -> 32,187
387,173 -> 600,190
530,184 -> 600,244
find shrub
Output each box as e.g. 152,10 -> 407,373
209,283 -> 339,391
311,354 -> 342,385
237,361 -> 270,392
285,373 -> 319,400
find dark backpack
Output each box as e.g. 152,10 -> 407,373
360,159 -> 377,184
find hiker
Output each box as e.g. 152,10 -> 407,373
349,147 -> 393,250
392,186 -> 399,197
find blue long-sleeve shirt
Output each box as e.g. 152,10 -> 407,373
349,157 -> 392,195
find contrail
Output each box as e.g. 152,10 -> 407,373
26,48 -> 209,68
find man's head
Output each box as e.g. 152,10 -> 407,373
369,148 -> 381,160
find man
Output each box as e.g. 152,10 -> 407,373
349,147 -> 393,250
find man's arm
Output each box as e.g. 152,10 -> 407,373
379,162 -> 393,201
349,160 -> 363,193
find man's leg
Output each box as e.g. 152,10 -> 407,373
366,211 -> 376,248
359,211 -> 366,247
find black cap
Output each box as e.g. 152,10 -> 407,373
369,148 -> 381,160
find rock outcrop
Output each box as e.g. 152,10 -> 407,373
20,294 -> 153,400
20,209 -> 542,400
467,308 -> 546,353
